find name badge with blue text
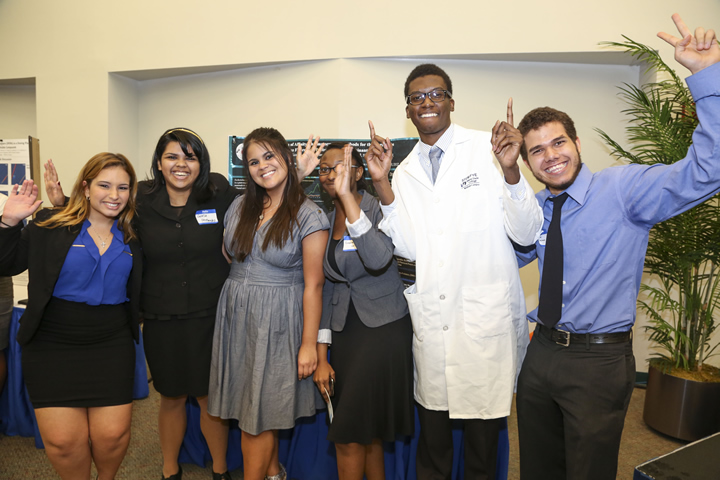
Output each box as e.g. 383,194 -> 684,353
343,236 -> 357,252
196,209 -> 218,225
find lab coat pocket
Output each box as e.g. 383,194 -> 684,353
403,284 -> 425,341
461,283 -> 512,341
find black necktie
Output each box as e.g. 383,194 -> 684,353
537,193 -> 569,329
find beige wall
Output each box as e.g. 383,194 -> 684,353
1,0 -> 719,369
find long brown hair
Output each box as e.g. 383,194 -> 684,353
36,153 -> 138,242
231,128 -> 305,261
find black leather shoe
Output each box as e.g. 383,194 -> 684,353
162,466 -> 182,480
212,472 -> 232,480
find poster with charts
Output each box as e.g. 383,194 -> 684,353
228,136 -> 419,286
0,138 -> 30,202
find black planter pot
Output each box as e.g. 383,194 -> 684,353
643,364 -> 720,441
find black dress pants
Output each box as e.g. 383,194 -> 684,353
516,329 -> 635,480
416,403 -> 503,480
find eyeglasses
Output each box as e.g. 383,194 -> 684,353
318,164 -> 360,176
406,88 -> 452,105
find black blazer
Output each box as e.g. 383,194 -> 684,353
135,173 -> 240,317
0,209 -> 142,346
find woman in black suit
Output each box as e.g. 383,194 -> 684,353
0,153 -> 141,480
313,144 -> 414,480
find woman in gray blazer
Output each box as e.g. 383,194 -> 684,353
313,143 -> 413,480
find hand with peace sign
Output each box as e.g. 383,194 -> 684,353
658,14 -> 719,75
491,98 -> 522,185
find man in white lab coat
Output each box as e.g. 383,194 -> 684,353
366,64 -> 542,479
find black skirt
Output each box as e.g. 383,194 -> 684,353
328,301 -> 414,445
143,313 -> 216,397
22,298 -> 135,409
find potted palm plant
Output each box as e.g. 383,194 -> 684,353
597,37 -> 720,442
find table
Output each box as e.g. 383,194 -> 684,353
178,389 -> 510,479
0,306 -> 149,448
634,431 -> 720,479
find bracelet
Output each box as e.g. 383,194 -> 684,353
0,220 -> 14,228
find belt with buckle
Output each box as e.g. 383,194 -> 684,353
536,324 -> 632,347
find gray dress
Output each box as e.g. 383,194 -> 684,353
208,196 -> 329,435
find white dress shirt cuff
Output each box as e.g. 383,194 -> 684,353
345,210 -> 372,237
317,329 -> 332,344
505,178 -> 527,201
379,199 -> 397,217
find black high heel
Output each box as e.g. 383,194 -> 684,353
161,465 -> 182,480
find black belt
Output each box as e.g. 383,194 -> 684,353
535,324 -> 632,347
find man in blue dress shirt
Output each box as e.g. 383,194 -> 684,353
512,14 -> 720,480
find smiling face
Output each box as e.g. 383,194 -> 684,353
522,121 -> 582,195
157,141 -> 200,200
246,141 -> 289,196
83,166 -> 131,222
406,74 -> 454,145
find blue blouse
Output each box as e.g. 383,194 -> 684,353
52,220 -> 132,305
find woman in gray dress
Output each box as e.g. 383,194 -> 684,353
208,127 -> 329,480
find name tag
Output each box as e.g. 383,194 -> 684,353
538,231 -> 547,246
343,236 -> 357,252
196,209 -> 218,225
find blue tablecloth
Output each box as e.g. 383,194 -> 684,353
0,306 -> 149,448
178,392 -> 510,480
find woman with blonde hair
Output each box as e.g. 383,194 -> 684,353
0,153 -> 141,480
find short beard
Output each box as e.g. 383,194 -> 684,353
532,153 -> 582,194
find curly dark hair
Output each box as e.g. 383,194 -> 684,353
518,107 -> 578,161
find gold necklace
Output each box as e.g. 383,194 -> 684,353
89,225 -> 112,249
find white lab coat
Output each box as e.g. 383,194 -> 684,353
379,125 -> 542,419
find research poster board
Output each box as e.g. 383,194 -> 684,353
228,136 -> 418,286
0,138 -> 30,199
0,137 -> 39,299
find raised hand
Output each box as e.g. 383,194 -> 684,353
365,120 -> 393,183
658,13 -> 719,74
1,180 -> 43,227
296,135 -> 326,180
43,159 -> 66,207
334,144 -> 354,200
491,98 -> 522,184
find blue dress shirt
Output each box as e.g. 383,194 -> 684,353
516,62 -> 720,334
53,220 -> 132,305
